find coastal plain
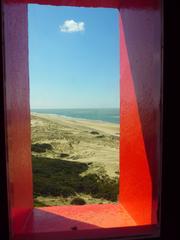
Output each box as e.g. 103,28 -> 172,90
31,113 -> 120,206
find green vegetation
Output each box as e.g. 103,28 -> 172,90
32,143 -> 53,153
31,114 -> 119,207
90,131 -> 99,135
70,197 -> 86,205
32,155 -> 119,206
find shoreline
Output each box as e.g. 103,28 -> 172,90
31,112 -> 120,205
31,111 -> 119,125
31,112 -> 119,178
31,108 -> 119,123
31,112 -> 120,137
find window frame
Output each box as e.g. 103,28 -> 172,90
0,0 -> 167,239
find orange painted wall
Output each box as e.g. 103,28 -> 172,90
119,1 -> 162,225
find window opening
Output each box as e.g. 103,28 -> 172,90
28,5 -> 120,207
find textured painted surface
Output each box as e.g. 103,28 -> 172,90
16,204 -> 137,239
26,204 -> 136,230
3,3 -> 33,237
2,0 -> 162,239
5,0 -> 158,9
7,0 -> 121,8
6,0 -> 159,8
119,0 -> 161,225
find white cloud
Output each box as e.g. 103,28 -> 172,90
60,20 -> 85,33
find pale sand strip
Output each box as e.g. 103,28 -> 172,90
31,112 -> 120,137
31,112 -> 119,178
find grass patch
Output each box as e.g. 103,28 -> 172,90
34,198 -> 48,207
70,197 -> 86,205
32,143 -> 53,153
90,131 -> 99,135
32,155 -> 119,205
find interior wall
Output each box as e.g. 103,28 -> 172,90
119,0 -> 162,225
6,0 -> 121,8
3,3 -> 33,237
2,0 -> 162,237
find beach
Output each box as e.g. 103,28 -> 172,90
31,112 -> 120,206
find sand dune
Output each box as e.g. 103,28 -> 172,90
31,112 -> 120,178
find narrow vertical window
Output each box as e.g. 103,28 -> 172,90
28,5 -> 120,207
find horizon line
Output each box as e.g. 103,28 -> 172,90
31,107 -> 120,109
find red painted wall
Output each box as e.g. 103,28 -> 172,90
119,0 -> 162,225
6,0 -> 121,8
2,0 -> 162,237
3,3 -> 33,237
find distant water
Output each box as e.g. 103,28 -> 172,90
31,108 -> 120,124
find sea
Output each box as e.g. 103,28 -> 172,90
31,108 -> 120,124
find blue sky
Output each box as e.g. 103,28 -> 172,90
28,5 -> 120,109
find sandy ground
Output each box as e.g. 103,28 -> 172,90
31,112 -> 120,178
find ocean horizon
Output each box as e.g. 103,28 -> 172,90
31,108 -> 120,124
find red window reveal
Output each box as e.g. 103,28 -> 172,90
1,0 -> 162,239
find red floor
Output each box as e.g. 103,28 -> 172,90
17,204 -> 137,240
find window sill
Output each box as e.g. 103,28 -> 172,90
14,204 -> 159,240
